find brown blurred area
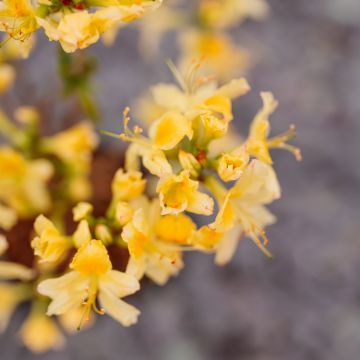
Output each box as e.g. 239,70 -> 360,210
1,0 -> 360,359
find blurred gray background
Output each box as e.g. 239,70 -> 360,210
1,0 -> 360,359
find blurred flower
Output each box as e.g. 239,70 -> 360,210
198,0 -> 269,29
178,30 -> 250,81
19,308 -> 65,353
31,215 -> 72,263
0,147 -> 53,224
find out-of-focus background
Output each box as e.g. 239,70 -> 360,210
1,0 -> 360,359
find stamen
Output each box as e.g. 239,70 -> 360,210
267,124 -> 302,161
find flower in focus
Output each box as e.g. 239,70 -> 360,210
209,160 -> 281,262
122,197 -> 188,285
38,240 -> 140,327
157,171 -> 214,216
35,0 -> 163,53
246,92 -> 302,164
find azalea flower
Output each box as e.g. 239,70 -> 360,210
0,0 -> 38,57
208,160 -> 281,262
38,240 -> 140,327
246,92 -> 302,164
157,170 -> 214,216
122,197 -> 190,285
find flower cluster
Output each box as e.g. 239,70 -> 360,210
0,1 -> 302,354
0,0 -> 162,56
19,63 -> 301,351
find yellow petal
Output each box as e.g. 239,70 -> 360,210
98,290 -> 140,327
149,111 -> 192,150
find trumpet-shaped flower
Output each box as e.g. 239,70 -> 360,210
0,0 -> 38,57
246,92 -> 301,164
34,1 -> 163,53
209,160 -> 280,261
217,145 -> 250,182
157,171 -> 214,216
38,240 -> 140,327
122,198 -> 187,285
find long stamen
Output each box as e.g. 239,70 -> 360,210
267,124 -> 302,161
249,227 -> 273,259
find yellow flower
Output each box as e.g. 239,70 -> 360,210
189,225 -> 222,251
122,198 -> 185,285
43,122 -> 98,167
149,111 -> 192,150
134,70 -> 250,130
209,160 -> 280,260
112,169 -> 146,202
38,240 -> 140,327
217,145 -> 250,182
0,0 -> 38,56
0,147 -> 53,217
156,171 -> 214,216
31,215 -> 71,263
37,11 -> 105,53
187,224 -> 244,266
198,0 -> 269,29
36,1 -> 163,53
0,63 -> 15,94
19,310 -> 65,353
155,213 -> 196,245
246,92 -> 301,164
178,30 -> 250,81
